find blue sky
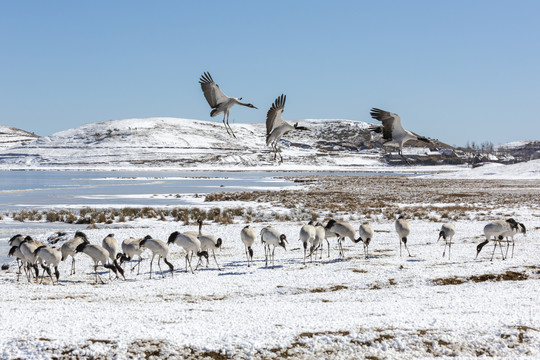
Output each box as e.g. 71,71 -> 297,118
1,1 -> 538,146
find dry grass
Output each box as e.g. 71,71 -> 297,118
9,206 -> 244,225
433,270 -> 529,285
205,176 -> 540,222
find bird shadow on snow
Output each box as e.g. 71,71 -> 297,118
321,258 -> 349,265
259,265 -> 285,270
222,260 -> 251,268
218,271 -> 248,276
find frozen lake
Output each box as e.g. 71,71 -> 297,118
0,170 -> 301,211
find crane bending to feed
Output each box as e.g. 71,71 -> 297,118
199,72 -> 257,138
265,94 -> 308,162
369,108 -> 431,165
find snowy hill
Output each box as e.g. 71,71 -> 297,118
0,117 -> 449,170
494,140 -> 540,162
0,125 -> 39,149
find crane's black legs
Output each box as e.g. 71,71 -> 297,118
223,113 -> 237,138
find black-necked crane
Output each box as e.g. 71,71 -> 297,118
199,72 -> 257,138
168,231 -> 204,274
369,108 -> 431,165
33,246 -> 62,285
309,222 -> 326,261
476,218 -> 523,261
61,231 -> 89,275
438,223 -> 456,259
395,215 -> 412,257
19,236 -> 43,282
102,234 -> 125,280
299,221 -> 316,265
240,225 -> 256,267
196,219 -> 223,271
139,235 -> 174,279
75,241 -> 120,284
260,226 -> 287,269
358,222 -> 374,259
265,94 -> 309,162
118,237 -> 145,275
324,219 -> 362,258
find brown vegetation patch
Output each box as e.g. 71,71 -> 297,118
298,330 -> 351,338
352,269 -> 368,273
434,271 -> 529,286
432,277 -> 467,286
88,339 -> 113,344
309,285 -> 348,293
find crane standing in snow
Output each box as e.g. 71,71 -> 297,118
167,231 -> 204,274
358,222 -> 375,259
75,241 -> 121,284
299,221 -> 316,265
102,234 -> 125,280
196,219 -> 223,271
369,108 -> 431,165
199,72 -> 257,138
139,235 -> 174,279
34,246 -> 62,285
61,231 -> 89,276
118,237 -> 145,275
438,223 -> 456,259
240,225 -> 256,267
476,218 -> 525,261
260,226 -> 288,269
265,94 -> 309,162
395,215 -> 412,257
324,219 -> 362,258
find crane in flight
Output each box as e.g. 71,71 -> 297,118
199,72 -> 257,138
369,108 -> 431,165
265,94 -> 308,162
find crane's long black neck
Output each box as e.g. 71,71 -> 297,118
163,257 -> 174,274
113,259 -> 125,279
476,240 -> 489,256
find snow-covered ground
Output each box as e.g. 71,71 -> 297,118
1,213 -> 539,359
422,159 -> 540,180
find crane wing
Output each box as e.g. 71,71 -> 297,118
369,108 -> 405,140
266,94 -> 286,135
199,72 -> 229,108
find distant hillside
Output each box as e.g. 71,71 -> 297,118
495,140 -> 540,162
0,125 -> 39,149
0,118 -> 455,170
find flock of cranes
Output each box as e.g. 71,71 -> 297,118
6,217 -> 526,285
199,72 -> 431,163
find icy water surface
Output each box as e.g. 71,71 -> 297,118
0,170 -> 301,210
